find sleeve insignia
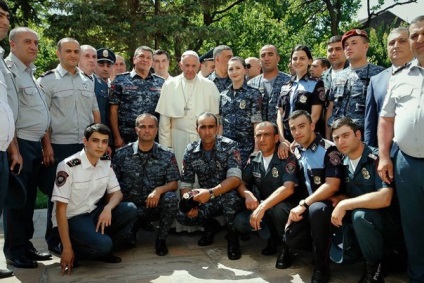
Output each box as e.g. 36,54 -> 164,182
328,150 -> 342,166
285,161 -> 296,174
55,171 -> 69,187
66,158 -> 81,167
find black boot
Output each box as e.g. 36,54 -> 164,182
227,228 -> 241,260
358,261 -> 385,283
198,218 -> 222,246
155,238 -> 168,256
275,241 -> 292,269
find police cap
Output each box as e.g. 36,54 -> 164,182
341,29 -> 369,47
97,48 -> 116,64
199,48 -> 214,63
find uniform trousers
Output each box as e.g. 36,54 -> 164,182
394,150 -> 424,283
176,190 -> 242,227
285,201 -> 332,270
0,151 -> 9,217
3,139 -> 43,258
67,202 -> 137,260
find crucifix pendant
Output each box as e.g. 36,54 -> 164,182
184,107 -> 190,115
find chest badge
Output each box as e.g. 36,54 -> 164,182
239,100 -> 246,109
362,167 -> 370,179
299,94 -> 307,103
272,167 -> 279,178
314,176 -> 321,185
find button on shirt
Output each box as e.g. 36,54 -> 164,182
380,59 -> 424,158
51,149 -> 120,226
5,53 -> 50,141
38,65 -> 99,144
181,136 -> 242,189
0,49 -> 14,151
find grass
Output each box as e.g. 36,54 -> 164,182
36,189 -> 49,209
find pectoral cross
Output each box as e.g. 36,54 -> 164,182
184,106 -> 190,116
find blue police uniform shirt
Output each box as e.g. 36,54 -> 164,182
181,135 -> 242,189
328,63 -> 384,129
208,71 -> 232,93
248,71 -> 291,123
112,141 -> 180,206
294,134 -> 343,197
94,74 -> 110,125
220,83 -> 262,165
110,70 -> 164,141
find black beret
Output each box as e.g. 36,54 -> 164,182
199,48 -> 214,63
179,190 -> 200,213
5,172 -> 27,209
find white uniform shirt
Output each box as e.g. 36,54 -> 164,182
51,149 -> 120,226
0,48 -> 15,151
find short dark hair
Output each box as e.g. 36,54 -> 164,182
57,38 -> 79,51
331,117 -> 359,133
135,113 -> 158,127
154,49 -> 170,60
315,57 -> 331,69
134,46 -> 153,57
84,123 -> 111,140
0,0 -> 10,12
256,121 -> 279,135
288,110 -> 312,124
291,45 -> 313,60
196,112 -> 218,127
327,35 -> 342,45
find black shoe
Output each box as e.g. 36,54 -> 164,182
48,244 -> 62,255
140,222 -> 155,231
261,238 -> 278,255
359,261 -> 384,283
275,246 -> 292,269
0,268 -> 14,279
26,248 -> 52,261
227,228 -> 241,260
198,218 -> 222,246
6,256 -> 38,269
155,239 -> 168,256
311,267 -> 330,283
102,254 -> 122,263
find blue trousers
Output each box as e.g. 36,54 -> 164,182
285,201 -> 333,270
395,150 -> 424,283
67,202 -> 137,260
3,139 -> 43,258
38,143 -> 84,249
0,151 -> 9,217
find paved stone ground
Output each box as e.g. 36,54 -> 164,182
0,209 -> 408,283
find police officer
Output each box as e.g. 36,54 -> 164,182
286,110 -> 343,283
112,113 -> 180,256
199,48 -> 215,78
378,15 -> 424,283
176,112 -> 243,260
2,27 -> 52,269
52,123 -> 137,275
234,121 -> 298,269
326,29 -> 384,138
110,46 -> 164,148
220,57 -> 262,166
0,1 -> 15,277
277,45 -> 325,142
207,45 -> 233,92
95,48 -> 116,125
331,117 -> 402,283
37,37 -> 101,255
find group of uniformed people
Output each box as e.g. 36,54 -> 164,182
0,0 -> 423,281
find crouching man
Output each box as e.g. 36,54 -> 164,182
52,124 -> 137,275
331,117 -> 403,283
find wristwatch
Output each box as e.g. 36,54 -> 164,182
299,199 -> 309,209
209,189 -> 215,200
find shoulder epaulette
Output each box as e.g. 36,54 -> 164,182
39,70 -> 54,78
115,143 -> 132,152
323,138 -> 336,150
100,154 -> 111,161
116,71 -> 130,77
392,62 -> 411,76
66,158 -> 81,167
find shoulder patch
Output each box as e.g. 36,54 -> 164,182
328,150 -> 342,166
66,158 -> 81,167
39,70 -> 54,78
100,154 -> 111,161
55,171 -> 69,187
